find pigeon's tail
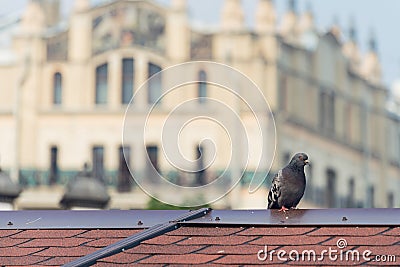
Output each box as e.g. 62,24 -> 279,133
267,170 -> 282,209
267,188 -> 280,209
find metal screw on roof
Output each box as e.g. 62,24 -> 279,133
215,216 -> 221,221
342,216 -> 348,221
137,220 -> 143,226
7,221 -> 13,226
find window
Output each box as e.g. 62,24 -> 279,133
398,132 -> 400,163
122,58 -> 134,104
326,169 -> 336,208
198,70 -> 207,103
319,91 -> 325,129
279,75 -> 288,111
370,114 -> 379,155
387,192 -> 394,208
148,63 -> 162,104
195,144 -> 206,185
328,92 -> 335,128
347,178 -> 355,208
146,145 -> 159,182
118,146 -> 131,192
304,163 -> 313,200
344,103 -> 352,142
95,64 -> 108,104
53,72 -> 62,105
319,90 -> 335,133
360,106 -> 368,145
92,146 -> 105,182
49,146 -> 59,185
367,185 -> 375,208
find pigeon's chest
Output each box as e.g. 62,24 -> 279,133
281,170 -> 306,195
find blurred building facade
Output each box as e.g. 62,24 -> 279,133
0,0 -> 398,209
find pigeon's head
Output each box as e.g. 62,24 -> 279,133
290,153 -> 310,168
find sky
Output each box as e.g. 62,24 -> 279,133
1,0 -> 400,88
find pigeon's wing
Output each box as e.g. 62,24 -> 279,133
267,169 -> 283,209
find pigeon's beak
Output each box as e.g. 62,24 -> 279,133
304,159 -> 310,165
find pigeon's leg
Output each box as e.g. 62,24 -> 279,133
278,206 -> 289,212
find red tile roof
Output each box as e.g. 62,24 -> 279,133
0,210 -> 399,266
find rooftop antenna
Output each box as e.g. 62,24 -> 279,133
368,28 -> 377,52
288,0 -> 297,13
349,16 -> 357,42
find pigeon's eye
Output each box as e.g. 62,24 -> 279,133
298,155 -> 303,160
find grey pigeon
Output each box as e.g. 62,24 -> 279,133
268,153 -> 309,211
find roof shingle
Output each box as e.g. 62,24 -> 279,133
0,209 -> 399,266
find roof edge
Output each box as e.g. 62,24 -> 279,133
1,209 -> 399,230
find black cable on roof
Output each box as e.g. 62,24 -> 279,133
62,208 -> 212,267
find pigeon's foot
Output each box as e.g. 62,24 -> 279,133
278,206 -> 289,212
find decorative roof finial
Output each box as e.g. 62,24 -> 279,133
73,0 -> 90,12
172,0 -> 187,11
330,15 -> 341,40
21,0 -> 45,33
289,0 -> 297,13
221,0 -> 245,31
305,1 -> 312,14
368,29 -> 377,52
255,0 -> 276,33
349,17 -> 357,42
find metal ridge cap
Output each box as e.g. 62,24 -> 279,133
1,208 -> 399,230
181,209 -> 400,226
0,209 -> 189,229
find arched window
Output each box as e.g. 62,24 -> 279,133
347,178 -> 355,208
319,90 -> 335,132
146,145 -> 159,182
95,63 -> 108,104
279,75 -> 287,111
198,70 -> 207,103
49,146 -> 59,185
122,58 -> 134,104
118,145 -> 131,192
326,169 -> 337,208
53,72 -> 62,105
92,146 -> 105,182
148,63 -> 162,104
387,192 -> 394,208
367,185 -> 375,208
195,144 -> 206,185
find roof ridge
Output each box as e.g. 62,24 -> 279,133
62,208 -> 211,267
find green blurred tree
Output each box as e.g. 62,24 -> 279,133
146,196 -> 210,210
